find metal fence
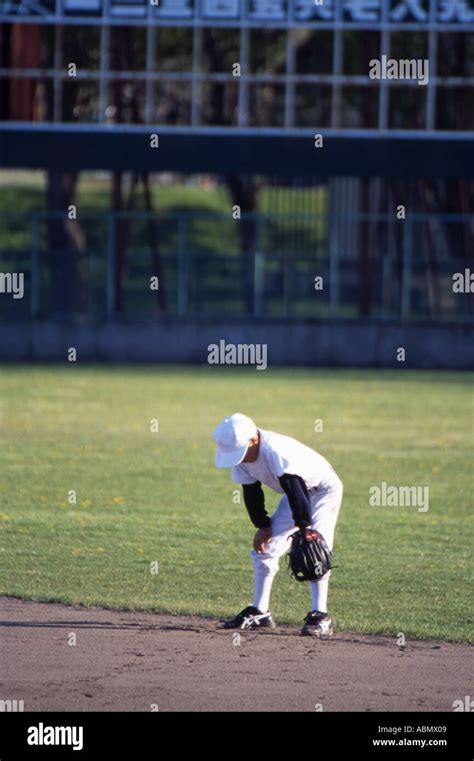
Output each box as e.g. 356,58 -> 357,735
0,209 -> 472,321
1,2 -> 474,131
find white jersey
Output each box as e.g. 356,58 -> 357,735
231,428 -> 337,493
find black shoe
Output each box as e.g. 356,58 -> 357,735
301,610 -> 334,637
222,605 -> 276,630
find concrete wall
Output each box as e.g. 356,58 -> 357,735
0,319 -> 473,369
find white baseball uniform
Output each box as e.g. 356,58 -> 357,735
232,428 -> 343,614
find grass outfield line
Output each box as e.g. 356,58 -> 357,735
0,365 -> 472,642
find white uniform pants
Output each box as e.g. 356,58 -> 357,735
251,475 -> 343,614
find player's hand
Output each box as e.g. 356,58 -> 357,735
253,527 -> 272,554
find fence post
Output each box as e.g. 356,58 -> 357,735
283,251 -> 292,318
253,215 -> 264,317
177,215 -> 188,317
106,212 -> 116,316
30,214 -> 39,319
329,212 -> 339,317
401,215 -> 413,319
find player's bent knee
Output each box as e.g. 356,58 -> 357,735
250,549 -> 279,575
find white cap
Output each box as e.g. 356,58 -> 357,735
213,413 -> 257,468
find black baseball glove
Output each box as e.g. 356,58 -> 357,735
287,528 -> 332,582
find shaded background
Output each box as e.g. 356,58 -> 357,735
0,1 -> 473,364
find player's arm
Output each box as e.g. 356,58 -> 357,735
242,481 -> 271,529
278,473 -> 312,529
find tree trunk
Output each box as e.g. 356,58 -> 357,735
9,24 -> 40,120
47,171 -> 85,316
226,174 -> 258,314
142,174 -> 166,312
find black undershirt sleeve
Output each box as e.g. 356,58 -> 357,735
242,481 -> 271,529
278,473 -> 312,529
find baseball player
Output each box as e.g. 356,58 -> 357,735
213,412 -> 343,637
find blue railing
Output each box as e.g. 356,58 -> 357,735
0,209 -> 473,322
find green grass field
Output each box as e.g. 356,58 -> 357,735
0,365 -> 472,642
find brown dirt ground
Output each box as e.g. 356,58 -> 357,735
0,597 -> 471,712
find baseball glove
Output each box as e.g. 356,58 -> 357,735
287,528 -> 332,582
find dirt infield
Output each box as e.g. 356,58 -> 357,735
1,597 -> 471,712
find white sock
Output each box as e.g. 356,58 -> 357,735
253,567 -> 275,613
309,574 -> 330,614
